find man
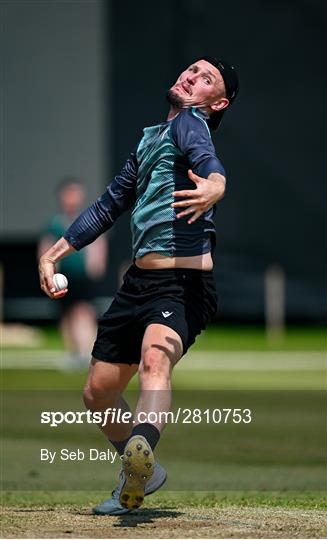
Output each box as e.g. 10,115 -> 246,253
38,178 -> 107,368
38,56 -> 238,514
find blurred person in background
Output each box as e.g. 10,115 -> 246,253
38,178 -> 107,368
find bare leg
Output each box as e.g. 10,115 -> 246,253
83,358 -> 138,441
60,311 -> 74,353
134,323 -> 183,433
66,302 -> 97,356
117,324 -> 182,511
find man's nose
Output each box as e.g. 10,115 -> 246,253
186,74 -> 197,85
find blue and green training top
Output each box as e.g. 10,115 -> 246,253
64,107 -> 226,259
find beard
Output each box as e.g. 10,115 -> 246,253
166,89 -> 184,108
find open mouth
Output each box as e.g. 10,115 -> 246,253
181,82 -> 191,95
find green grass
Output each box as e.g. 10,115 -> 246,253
2,490 -> 326,510
2,388 -> 326,492
2,365 -> 325,391
4,324 -> 327,351
2,325 -> 326,512
2,369 -> 87,391
192,325 -> 327,351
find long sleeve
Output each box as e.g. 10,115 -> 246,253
171,108 -> 226,179
64,151 -> 138,250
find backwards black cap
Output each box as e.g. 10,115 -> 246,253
196,56 -> 239,130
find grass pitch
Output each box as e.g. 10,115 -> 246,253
1,325 -> 326,538
1,491 -> 326,538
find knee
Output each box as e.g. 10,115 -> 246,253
70,302 -> 95,320
139,347 -> 171,381
83,378 -> 119,411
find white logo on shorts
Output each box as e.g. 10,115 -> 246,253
162,311 -> 173,318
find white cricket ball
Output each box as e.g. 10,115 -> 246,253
53,273 -> 68,291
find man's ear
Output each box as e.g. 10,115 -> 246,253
210,97 -> 229,113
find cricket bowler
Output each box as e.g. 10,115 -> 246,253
38,56 -> 239,514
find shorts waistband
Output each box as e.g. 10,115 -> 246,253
128,263 -> 214,279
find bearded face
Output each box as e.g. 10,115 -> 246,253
166,60 -> 228,113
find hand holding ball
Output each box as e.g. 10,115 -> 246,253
52,273 -> 68,292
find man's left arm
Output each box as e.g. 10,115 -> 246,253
171,169 -> 226,224
170,109 -> 226,223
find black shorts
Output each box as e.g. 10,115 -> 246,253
92,264 -> 218,365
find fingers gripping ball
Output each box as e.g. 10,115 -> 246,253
53,273 -> 68,292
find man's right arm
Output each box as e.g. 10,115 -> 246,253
64,151 -> 138,250
39,151 -> 138,298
